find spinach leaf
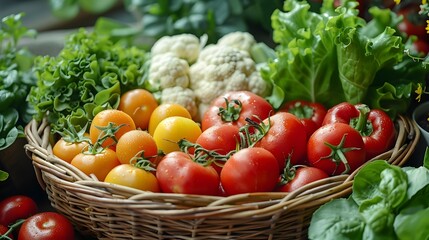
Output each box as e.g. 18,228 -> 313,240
309,198 -> 365,240
394,185 -> 429,240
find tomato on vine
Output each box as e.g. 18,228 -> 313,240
152,116 -> 202,154
156,151 -> 220,195
89,109 -> 136,149
71,147 -> 120,181
104,164 -> 160,192
115,130 -> 158,165
0,195 -> 38,227
52,119 -> 90,163
201,91 -> 274,131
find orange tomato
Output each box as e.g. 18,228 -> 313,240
104,164 -> 160,192
71,148 -> 120,181
115,130 -> 158,165
153,116 -> 202,154
52,137 -> 89,163
118,89 -> 158,130
148,103 -> 192,136
89,109 -> 136,148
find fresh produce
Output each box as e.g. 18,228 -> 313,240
104,164 -> 160,192
156,151 -> 220,195
322,102 -> 396,160
277,164 -> 329,193
307,123 -> 366,175
118,89 -> 159,130
0,195 -> 38,227
253,112 -> 307,170
115,130 -> 158,165
261,0 -> 428,117
28,29 -> 149,134
201,91 -> 274,131
148,103 -> 193,136
89,109 -> 136,149
220,147 -> 279,195
52,121 -> 90,163
17,212 -> 75,240
152,116 -> 202,154
278,100 -> 327,138
0,195 -> 74,240
308,152 -> 429,240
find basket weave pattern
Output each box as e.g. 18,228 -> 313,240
24,115 -> 420,239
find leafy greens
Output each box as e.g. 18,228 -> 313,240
0,13 -> 36,151
262,0 -> 428,117
308,151 -> 429,240
28,29 -> 149,133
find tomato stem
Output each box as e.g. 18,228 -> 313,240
0,219 -> 25,239
218,98 -> 242,122
178,139 -> 233,167
351,104 -> 373,137
322,133 -> 361,174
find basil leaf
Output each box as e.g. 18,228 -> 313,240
308,198 -> 364,240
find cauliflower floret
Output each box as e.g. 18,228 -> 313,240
190,45 -> 270,107
148,53 -> 190,90
160,86 -> 198,119
217,31 -> 256,54
151,34 -> 200,63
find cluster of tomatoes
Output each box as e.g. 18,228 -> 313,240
0,195 -> 75,240
52,89 -> 397,197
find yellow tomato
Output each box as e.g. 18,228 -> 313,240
89,109 -> 136,148
115,130 -> 158,165
52,137 -> 89,163
70,148 -> 120,181
104,164 -> 160,192
148,103 -> 192,136
118,89 -> 158,130
153,116 -> 202,154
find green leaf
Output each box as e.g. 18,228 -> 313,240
424,147 -> 429,170
308,198 -> 364,240
0,170 -> 9,181
352,160 -> 408,210
394,185 -> 429,240
402,166 -> 429,201
78,0 -> 118,14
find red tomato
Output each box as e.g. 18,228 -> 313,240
0,195 -> 38,226
307,123 -> 366,176
201,91 -> 274,131
254,112 -> 307,170
277,166 -> 329,192
156,151 -> 220,196
278,100 -> 327,138
0,224 -> 13,239
18,212 -> 74,240
411,38 -> 429,55
195,124 -> 240,174
220,147 -> 279,195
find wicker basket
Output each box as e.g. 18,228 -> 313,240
24,115 -> 420,240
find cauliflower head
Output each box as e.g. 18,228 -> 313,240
160,86 -> 198,119
217,31 -> 256,54
190,45 -> 270,107
151,34 -> 200,64
148,53 -> 190,90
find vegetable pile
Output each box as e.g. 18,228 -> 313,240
309,152 -> 429,240
261,0 -> 429,117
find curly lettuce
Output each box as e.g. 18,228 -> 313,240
28,29 -> 149,132
262,0 -> 428,117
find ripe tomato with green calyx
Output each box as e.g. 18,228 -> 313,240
220,147 -> 279,195
202,91 -> 274,132
307,123 -> 366,176
17,212 -> 75,240
156,151 -> 220,196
